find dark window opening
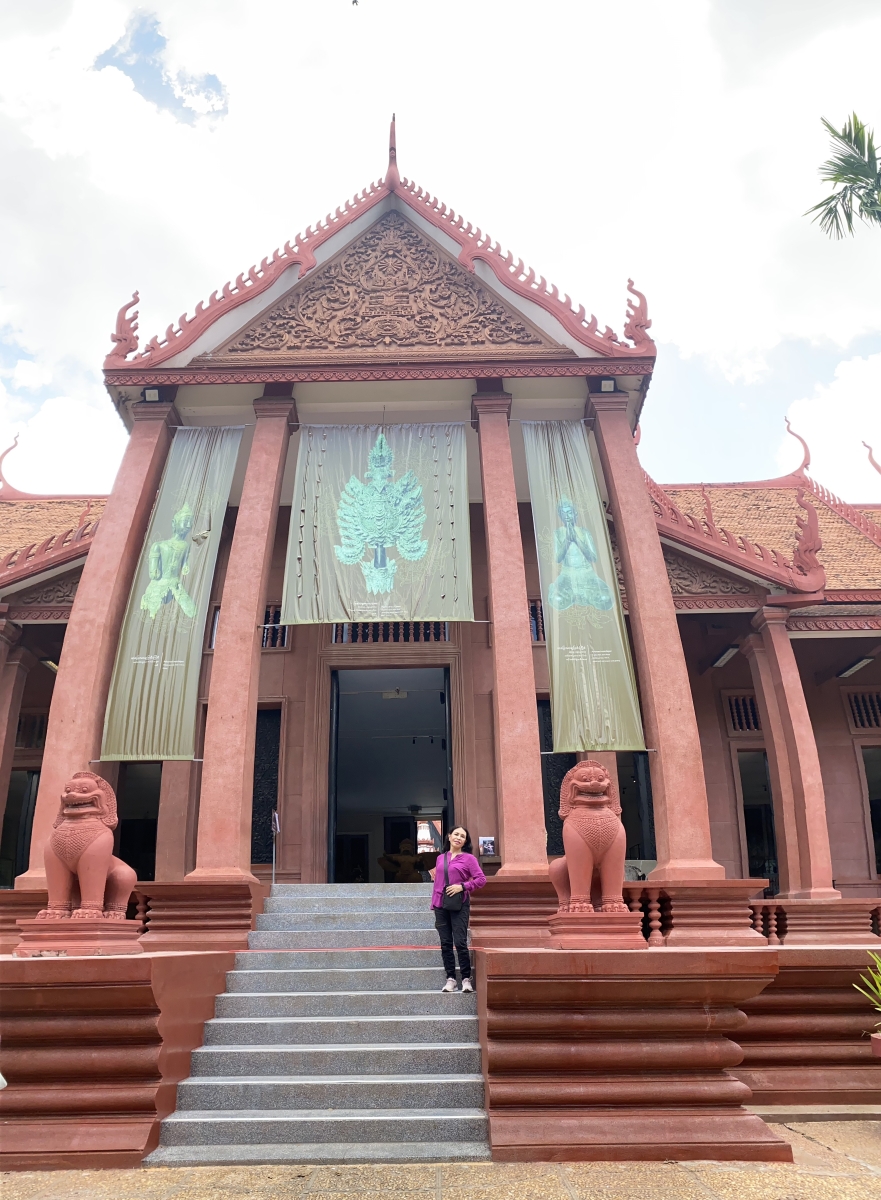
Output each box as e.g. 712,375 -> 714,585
738,749 -> 778,896
252,708 -> 282,864
863,746 -> 881,875
0,770 -> 39,888
116,763 -> 161,882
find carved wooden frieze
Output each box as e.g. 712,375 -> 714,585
662,548 -> 755,596
10,571 -> 81,607
213,212 -> 566,361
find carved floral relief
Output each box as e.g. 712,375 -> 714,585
218,213 -> 562,359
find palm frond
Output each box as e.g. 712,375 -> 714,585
806,113 -> 881,238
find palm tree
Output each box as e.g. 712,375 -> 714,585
806,113 -> 881,238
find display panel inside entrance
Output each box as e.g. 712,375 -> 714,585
333,668 -> 449,883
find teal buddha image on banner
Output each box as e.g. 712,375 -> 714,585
522,420 -> 644,753
281,424 -> 473,623
101,425 -> 242,761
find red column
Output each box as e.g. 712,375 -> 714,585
154,760 -> 198,881
745,608 -> 838,898
472,388 -> 548,876
15,401 -> 179,889
0,644 -> 35,830
589,393 -> 723,881
187,398 -> 295,882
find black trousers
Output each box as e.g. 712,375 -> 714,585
434,903 -> 471,979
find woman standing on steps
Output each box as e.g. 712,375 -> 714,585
429,826 -> 486,993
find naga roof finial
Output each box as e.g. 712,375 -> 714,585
784,417 -> 811,475
385,113 -> 400,192
0,435 -> 27,500
864,441 -> 881,478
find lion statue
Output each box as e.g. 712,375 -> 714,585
548,759 -> 629,915
36,772 -> 137,921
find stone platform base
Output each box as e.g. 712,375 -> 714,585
0,950 -> 234,1170
475,945 -> 792,1162
13,917 -> 144,957
734,946 -> 881,1106
547,909 -> 646,949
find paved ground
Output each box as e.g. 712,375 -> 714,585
4,1124 -> 881,1200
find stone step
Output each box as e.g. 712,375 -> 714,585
216,989 -> 477,1018
225,966 -> 450,993
247,930 -> 438,950
191,1042 -> 481,1078
175,1075 -> 485,1112
204,1014 -> 477,1046
235,949 -> 443,971
157,1107 -> 488,1146
264,896 -> 433,914
255,912 -> 435,932
146,1140 -> 492,1166
271,884 -> 434,898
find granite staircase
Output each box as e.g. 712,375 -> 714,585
146,883 -> 490,1165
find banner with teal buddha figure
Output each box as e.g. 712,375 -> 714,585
281,424 -> 473,623
101,425 -> 243,761
522,420 -> 644,753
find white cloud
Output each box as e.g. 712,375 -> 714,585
10,359 -> 53,390
0,395 -> 127,494
779,354 -> 881,501
0,0 -> 878,497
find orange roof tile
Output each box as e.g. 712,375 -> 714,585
665,486 -> 881,591
0,498 -> 107,557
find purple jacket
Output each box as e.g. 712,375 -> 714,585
430,852 -> 486,909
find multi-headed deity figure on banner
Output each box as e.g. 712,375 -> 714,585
334,433 -> 428,594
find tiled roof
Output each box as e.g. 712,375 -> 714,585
0,498 -> 107,557
665,486 -> 881,591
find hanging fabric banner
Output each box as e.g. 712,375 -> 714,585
281,424 -> 473,623
101,425 -> 243,761
522,420 -> 644,753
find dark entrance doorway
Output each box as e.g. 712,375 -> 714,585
738,749 -> 778,895
329,667 -> 451,883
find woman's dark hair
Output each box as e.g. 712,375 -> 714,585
443,826 -> 473,854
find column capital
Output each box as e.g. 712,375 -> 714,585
471,392 -> 512,431
0,619 -> 22,650
252,397 -> 298,431
752,606 -> 789,633
738,632 -> 764,659
8,645 -> 38,671
129,400 -> 181,427
586,393 -> 631,418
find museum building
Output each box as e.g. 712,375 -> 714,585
1,125 -> 881,1167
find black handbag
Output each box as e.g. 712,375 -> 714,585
441,852 -> 466,911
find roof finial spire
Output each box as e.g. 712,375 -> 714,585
864,441 -> 881,478
784,416 -> 811,475
385,113 -> 400,191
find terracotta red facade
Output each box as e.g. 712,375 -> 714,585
1,126 -> 880,1166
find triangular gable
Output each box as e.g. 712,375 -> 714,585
103,122 -> 656,372
203,212 -> 568,364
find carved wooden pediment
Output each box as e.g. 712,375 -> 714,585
207,212 -> 570,362
662,548 -> 756,597
6,568 -> 81,623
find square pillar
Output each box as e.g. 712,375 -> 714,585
589,393 -> 723,881
742,609 -> 838,898
154,760 -> 198,881
472,387 -> 547,876
0,644 -> 35,831
15,401 -> 180,889
188,397 -> 296,882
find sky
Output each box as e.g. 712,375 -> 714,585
0,0 -> 880,501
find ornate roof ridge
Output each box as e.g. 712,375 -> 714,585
645,471 -> 825,594
104,123 -> 655,371
0,518 -> 101,589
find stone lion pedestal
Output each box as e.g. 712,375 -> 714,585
14,917 -> 143,957
548,759 -> 648,950
14,771 -> 143,958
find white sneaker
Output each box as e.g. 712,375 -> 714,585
442,977 -> 458,992
461,978 -> 474,993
